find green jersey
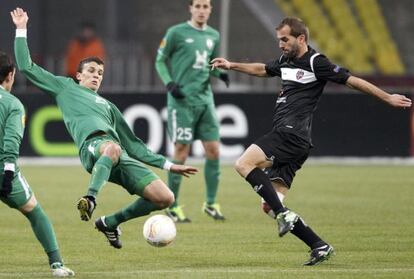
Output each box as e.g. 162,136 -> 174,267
15,37 -> 166,169
0,86 -> 25,173
156,22 -> 221,106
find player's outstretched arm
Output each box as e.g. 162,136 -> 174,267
169,164 -> 198,178
211,58 -> 268,77
346,76 -> 412,108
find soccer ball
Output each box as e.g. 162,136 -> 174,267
143,214 -> 176,247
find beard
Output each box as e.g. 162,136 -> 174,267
285,44 -> 300,59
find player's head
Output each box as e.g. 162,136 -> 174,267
276,17 -> 309,59
0,51 -> 16,92
189,0 -> 212,28
76,57 -> 104,92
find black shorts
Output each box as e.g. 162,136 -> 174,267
254,131 -> 310,188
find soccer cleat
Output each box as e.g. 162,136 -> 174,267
304,244 -> 335,266
95,216 -> 122,249
76,195 -> 96,221
165,206 -> 191,223
202,202 -> 225,220
50,262 -> 75,277
276,210 -> 299,237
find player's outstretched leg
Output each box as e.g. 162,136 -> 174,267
76,195 -> 96,221
94,216 -> 122,249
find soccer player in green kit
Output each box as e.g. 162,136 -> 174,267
11,7 -> 197,249
0,51 -> 74,277
155,0 -> 228,222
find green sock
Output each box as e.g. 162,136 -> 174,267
168,160 -> 183,208
87,155 -> 113,197
104,198 -> 160,229
205,159 -> 220,205
24,204 -> 62,265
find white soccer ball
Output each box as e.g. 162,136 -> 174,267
143,214 -> 176,247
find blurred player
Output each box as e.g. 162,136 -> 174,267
211,17 -> 412,265
0,51 -> 74,277
155,0 -> 229,223
11,7 -> 197,249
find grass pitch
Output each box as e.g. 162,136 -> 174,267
0,164 -> 413,278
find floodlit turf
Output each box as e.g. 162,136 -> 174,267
0,164 -> 413,278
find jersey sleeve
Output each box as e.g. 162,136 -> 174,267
3,99 -> 25,165
110,103 -> 167,169
313,55 -> 350,84
155,29 -> 175,85
15,37 -> 65,97
210,33 -> 223,78
265,58 -> 282,77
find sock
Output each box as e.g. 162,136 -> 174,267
291,217 -> 326,249
104,198 -> 160,229
205,159 -> 220,204
24,204 -> 62,265
245,168 -> 285,215
87,156 -> 113,197
168,160 -> 183,208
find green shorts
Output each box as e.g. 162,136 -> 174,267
167,103 -> 220,144
0,172 -> 33,209
79,135 -> 159,196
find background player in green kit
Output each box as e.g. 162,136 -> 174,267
0,51 -> 74,277
155,0 -> 228,222
11,7 -> 197,249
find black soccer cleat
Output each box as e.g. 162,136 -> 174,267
95,216 -> 122,249
304,244 -> 335,266
276,210 -> 299,237
76,195 -> 96,221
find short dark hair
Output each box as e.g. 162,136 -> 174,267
0,51 -> 15,84
276,17 -> 309,42
76,56 -> 104,73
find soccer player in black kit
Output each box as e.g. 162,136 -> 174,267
211,17 -> 411,265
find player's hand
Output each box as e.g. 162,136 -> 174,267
166,82 -> 185,99
10,7 -> 29,29
0,171 -> 14,198
219,72 -> 230,88
387,94 -> 412,108
211,58 -> 231,70
169,165 -> 198,178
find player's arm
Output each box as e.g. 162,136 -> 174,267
0,100 -> 24,197
346,76 -> 411,108
155,30 -> 185,99
211,58 -> 269,77
110,104 -> 197,176
11,8 -> 64,97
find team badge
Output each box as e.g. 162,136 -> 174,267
206,38 -> 214,49
296,70 -> 304,80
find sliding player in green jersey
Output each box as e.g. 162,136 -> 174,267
155,0 -> 228,222
11,7 -> 197,249
0,51 -> 74,277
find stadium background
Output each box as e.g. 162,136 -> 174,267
0,0 -> 413,158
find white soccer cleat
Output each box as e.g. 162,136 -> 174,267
51,262 -> 75,277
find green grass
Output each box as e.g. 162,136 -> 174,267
0,164 -> 413,278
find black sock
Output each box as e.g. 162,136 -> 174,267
291,217 -> 326,249
245,168 -> 285,215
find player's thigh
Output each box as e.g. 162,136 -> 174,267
142,179 -> 174,205
167,106 -> 195,144
0,172 -> 33,209
108,152 -> 160,197
194,104 -> 219,142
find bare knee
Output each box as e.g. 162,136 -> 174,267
19,195 -> 38,214
101,142 -> 122,164
234,158 -> 251,177
154,190 -> 174,209
143,180 -> 175,209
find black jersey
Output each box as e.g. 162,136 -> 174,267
265,46 -> 350,143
